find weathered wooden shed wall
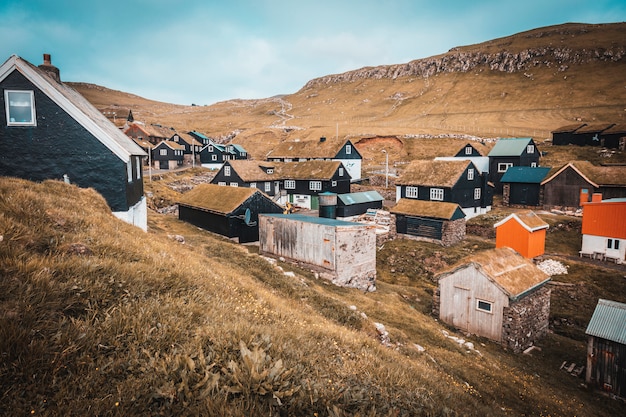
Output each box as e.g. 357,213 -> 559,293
437,265 -> 510,341
259,214 -> 377,291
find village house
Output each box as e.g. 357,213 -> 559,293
434,141 -> 491,175
433,247 -> 551,352
266,137 -> 363,182
100,106 -> 133,128
580,197 -> 626,263
152,141 -> 185,170
0,54 -> 147,230
188,130 -> 213,146
500,166 -> 551,207
259,214 -> 377,291
178,184 -> 283,243
541,161 -> 626,210
335,191 -> 384,218
552,123 -> 625,149
390,199 -> 466,246
487,137 -> 541,193
585,299 -> 626,400
494,210 -> 549,258
199,141 -> 232,169
124,121 -> 175,145
211,160 -> 351,209
395,159 -> 492,219
170,132 -> 203,165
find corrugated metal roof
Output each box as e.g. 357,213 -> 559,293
500,166 -> 551,183
488,137 -> 533,157
338,191 -> 383,205
262,213 -> 367,227
586,299 -> 626,344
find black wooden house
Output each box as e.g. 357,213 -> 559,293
0,54 -> 147,230
391,199 -> 466,246
178,184 -> 283,243
336,191 -> 384,217
152,141 -> 185,170
396,159 -> 492,219
487,137 -> 541,193
500,166 -> 551,207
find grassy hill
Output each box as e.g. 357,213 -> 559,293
70,22 -> 626,169
1,175 -> 626,416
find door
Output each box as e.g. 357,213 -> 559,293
451,286 -> 471,331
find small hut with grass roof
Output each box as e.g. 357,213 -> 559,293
178,184 -> 283,243
390,199 -> 466,246
434,247 -> 551,352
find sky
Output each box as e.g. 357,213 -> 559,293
1,0 -> 625,105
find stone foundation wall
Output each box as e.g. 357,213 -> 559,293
441,218 -> 466,246
501,286 -> 551,353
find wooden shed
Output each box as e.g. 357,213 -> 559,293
500,166 -> 551,207
259,214 -> 377,291
178,184 -> 283,243
494,211 -> 549,258
585,299 -> 626,399
580,198 -> 626,263
391,199 -> 466,246
336,190 -> 384,218
433,247 -> 551,352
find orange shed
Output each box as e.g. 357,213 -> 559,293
494,211 -> 549,258
581,198 -> 626,263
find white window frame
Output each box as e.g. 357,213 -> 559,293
608,239 -> 621,250
476,299 -> 493,313
467,168 -> 474,181
267,168 -> 274,174
430,188 -> 444,201
474,187 -> 481,200
345,144 -> 352,154
497,163 -> 513,173
135,156 -> 141,180
218,181 -> 226,186
284,179 -> 296,189
127,161 -> 132,183
5,90 -> 36,126
160,149 -> 167,156
339,167 -> 344,176
229,182 -> 239,187
405,186 -> 418,198
531,162 -> 537,167
264,182 -> 271,192
224,166 -> 231,176
465,146 -> 472,155
309,181 -> 322,191
211,154 -> 217,161
250,182 -> 256,189
527,144 -> 535,154
208,145 -> 213,152
332,180 -> 337,187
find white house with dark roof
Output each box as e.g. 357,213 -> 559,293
0,54 -> 147,230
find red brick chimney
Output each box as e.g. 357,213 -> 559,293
38,53 -> 60,82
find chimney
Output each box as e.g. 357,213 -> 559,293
591,193 -> 602,202
38,53 -> 60,82
319,136 -> 326,143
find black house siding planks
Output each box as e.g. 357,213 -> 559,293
0,70 -> 140,212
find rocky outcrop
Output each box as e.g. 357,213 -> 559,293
304,25 -> 625,88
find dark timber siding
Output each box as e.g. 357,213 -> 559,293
0,70 -> 140,212
588,337 -> 626,399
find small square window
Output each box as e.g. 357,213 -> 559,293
5,90 -> 36,126
332,180 -> 337,187
284,180 -> 295,189
430,188 -> 444,201
406,186 -> 418,198
309,181 -> 322,191
527,144 -> 535,154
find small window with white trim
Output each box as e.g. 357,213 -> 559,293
229,182 -> 238,187
160,149 -> 167,156
218,181 -> 226,186
476,299 -> 492,313
497,163 -> 513,173
284,179 -> 295,189
5,90 -> 36,126
309,181 -> 322,191
467,168 -> 474,180
406,186 -> 418,198
339,167 -> 344,176
264,182 -> 271,192
474,188 -> 481,200
527,144 -> 534,154
332,180 -> 337,187
211,154 -> 217,161
224,166 -> 231,176
346,144 -> 352,154
250,182 -> 256,189
135,156 -> 141,180
465,146 -> 472,155
430,188 -> 444,201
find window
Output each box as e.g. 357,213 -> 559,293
332,180 -> 337,187
229,182 -> 238,187
527,144 -> 535,154
264,182 -> 271,192
160,149 -> 167,156
211,154 -> 217,161
476,300 -> 492,313
218,181 -> 226,186
497,163 -> 513,173
474,188 -> 481,200
284,180 -> 295,189
531,162 -> 537,167
135,156 -> 141,180
309,181 -> 322,191
5,90 -> 36,126
339,167 -> 344,176
467,168 -> 474,180
224,166 -> 231,176
430,188 -> 444,201
406,186 -> 418,198
266,168 -> 274,174
127,161 -> 132,183
465,146 -> 472,155
208,146 -> 213,152
346,144 -> 352,154
608,239 -> 620,250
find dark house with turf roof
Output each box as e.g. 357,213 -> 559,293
487,137 -> 541,193
336,190 -> 384,218
566,124 -> 616,147
178,183 -> 283,243
390,199 -> 466,246
0,54 -> 147,230
152,140 -> 185,170
541,161 -> 626,209
266,137 -> 362,182
395,159 -> 492,219
551,123 -> 588,146
500,166 -> 551,207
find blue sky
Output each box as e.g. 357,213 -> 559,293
1,0 -> 624,105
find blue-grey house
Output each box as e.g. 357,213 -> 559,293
500,166 -> 551,207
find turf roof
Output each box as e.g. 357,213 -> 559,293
396,159 -> 472,187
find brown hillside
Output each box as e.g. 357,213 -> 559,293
70,22 -> 626,166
